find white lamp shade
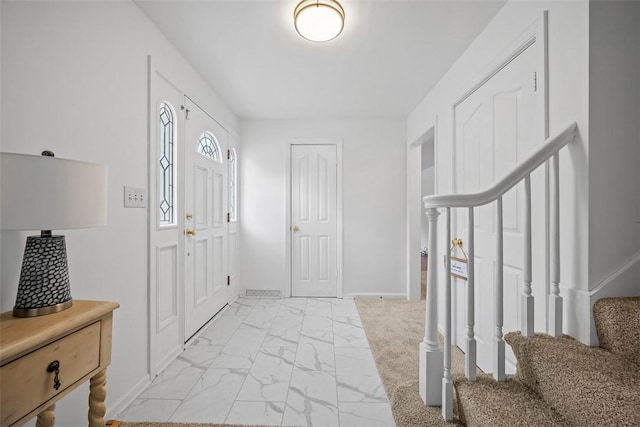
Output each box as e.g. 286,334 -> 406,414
1,152 -> 108,231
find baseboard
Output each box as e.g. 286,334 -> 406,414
106,373 -> 151,419
344,293 -> 407,299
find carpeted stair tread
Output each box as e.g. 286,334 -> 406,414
593,296 -> 640,367
506,331 -> 640,427
453,373 -> 571,427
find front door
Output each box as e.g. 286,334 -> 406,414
183,97 -> 228,339
453,41 -> 546,374
290,144 -> 338,297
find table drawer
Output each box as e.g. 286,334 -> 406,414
1,321 -> 101,426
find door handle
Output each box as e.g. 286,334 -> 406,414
185,229 -> 196,236
292,225 -> 299,232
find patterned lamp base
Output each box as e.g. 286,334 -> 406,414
13,235 -> 73,317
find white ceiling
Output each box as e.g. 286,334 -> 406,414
135,0 -> 506,120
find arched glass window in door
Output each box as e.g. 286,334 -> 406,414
158,101 -> 176,226
197,131 -> 221,162
229,148 -> 238,221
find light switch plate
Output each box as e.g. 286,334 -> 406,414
123,186 -> 147,208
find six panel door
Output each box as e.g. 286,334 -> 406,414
291,144 -> 338,297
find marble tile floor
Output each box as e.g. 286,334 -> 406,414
119,297 -> 396,427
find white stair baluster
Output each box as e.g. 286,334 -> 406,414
442,208 -> 453,421
419,207 -> 443,406
494,197 -> 506,381
545,160 -> 551,334
522,175 -> 534,337
549,153 -> 563,336
465,207 -> 477,380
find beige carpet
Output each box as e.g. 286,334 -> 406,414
354,298 -> 466,426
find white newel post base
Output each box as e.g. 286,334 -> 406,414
419,342 -> 443,406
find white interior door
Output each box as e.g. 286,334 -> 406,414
184,97 -> 228,340
148,63 -> 184,376
291,144 -> 338,297
453,42 -> 546,374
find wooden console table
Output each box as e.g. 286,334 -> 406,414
0,300 -> 119,427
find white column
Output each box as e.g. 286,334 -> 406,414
442,208 -> 453,421
419,207 -> 443,406
494,197 -> 505,381
465,207 -> 477,381
522,175 -> 534,337
549,154 -> 563,336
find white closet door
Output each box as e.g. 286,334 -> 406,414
290,144 -> 338,297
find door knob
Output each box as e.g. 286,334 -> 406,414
185,229 -> 196,236
292,225 -> 299,232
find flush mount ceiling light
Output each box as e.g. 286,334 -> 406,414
294,0 -> 345,42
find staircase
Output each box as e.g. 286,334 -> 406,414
419,123 -> 578,418
418,122 -> 640,424
454,296 -> 640,426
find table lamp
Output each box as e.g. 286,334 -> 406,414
0,151 -> 108,317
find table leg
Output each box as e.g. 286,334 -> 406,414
36,404 -> 55,427
89,369 -> 107,427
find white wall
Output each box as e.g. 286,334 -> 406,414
588,0 -> 640,298
1,1 -> 238,424
240,119 -> 406,298
407,0 -> 593,342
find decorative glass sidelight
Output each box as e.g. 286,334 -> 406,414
159,102 -> 176,226
229,148 -> 237,221
197,131 -> 221,162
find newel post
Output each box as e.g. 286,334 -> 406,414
419,207 -> 443,406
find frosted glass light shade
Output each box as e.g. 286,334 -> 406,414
294,0 -> 345,42
0,152 -> 108,231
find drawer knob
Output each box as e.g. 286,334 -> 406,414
47,360 -> 61,391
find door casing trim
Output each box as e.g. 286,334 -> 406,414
285,138 -> 344,298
